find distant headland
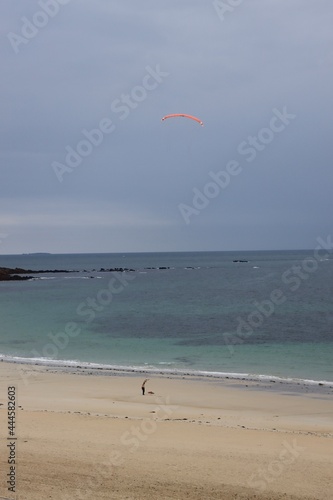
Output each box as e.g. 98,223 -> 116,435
22,252 -> 52,255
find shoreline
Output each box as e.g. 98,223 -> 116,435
1,354 -> 333,396
0,361 -> 332,499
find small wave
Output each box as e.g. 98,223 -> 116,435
1,354 -> 332,387
64,276 -> 90,279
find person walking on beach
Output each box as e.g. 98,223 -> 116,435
142,378 -> 148,395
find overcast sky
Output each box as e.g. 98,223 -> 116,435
1,0 -> 332,254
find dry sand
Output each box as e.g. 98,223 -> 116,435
0,361 -> 332,499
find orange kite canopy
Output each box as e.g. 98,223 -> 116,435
161,113 -> 204,126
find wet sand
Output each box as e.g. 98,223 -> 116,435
0,361 -> 332,499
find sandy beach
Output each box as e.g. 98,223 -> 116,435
0,361 -> 332,499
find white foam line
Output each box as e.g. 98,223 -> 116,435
1,354 -> 332,387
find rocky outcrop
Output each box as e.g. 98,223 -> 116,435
0,268 -> 34,281
99,267 -> 135,272
0,266 -> 135,281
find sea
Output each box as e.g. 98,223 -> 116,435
0,250 -> 332,386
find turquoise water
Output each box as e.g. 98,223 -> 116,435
0,251 -> 332,384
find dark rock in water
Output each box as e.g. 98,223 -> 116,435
99,267 -> 135,273
0,264 -> 140,282
8,274 -> 34,281
144,266 -> 170,270
0,266 -> 75,281
0,266 -> 74,277
33,269 -> 74,273
0,268 -> 34,281
233,260 -> 249,263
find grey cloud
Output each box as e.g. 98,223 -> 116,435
0,0 -> 332,253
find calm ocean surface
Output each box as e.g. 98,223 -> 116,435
0,251 -> 332,384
